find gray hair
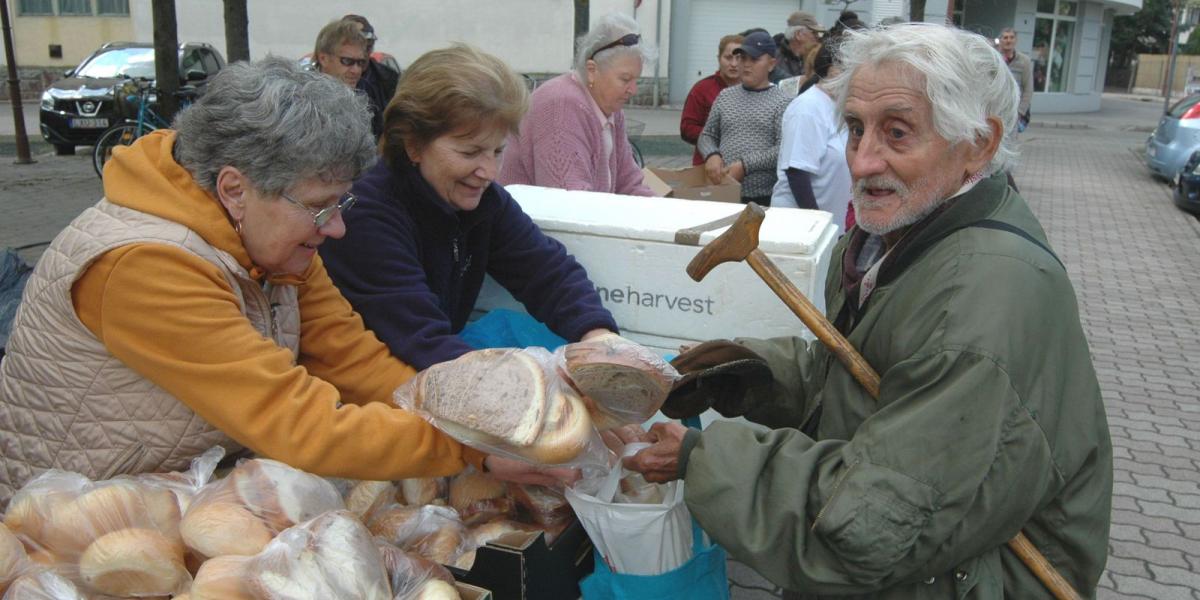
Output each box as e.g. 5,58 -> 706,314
826,23 -> 1019,174
173,56 -> 376,196
1000,27 -> 1017,36
574,12 -> 658,81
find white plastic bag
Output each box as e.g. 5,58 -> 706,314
563,444 -> 693,576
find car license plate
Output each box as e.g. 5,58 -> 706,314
69,118 -> 108,129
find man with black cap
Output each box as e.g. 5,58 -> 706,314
697,31 -> 791,206
771,11 -> 825,82
343,14 -> 400,139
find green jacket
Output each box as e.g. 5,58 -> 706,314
682,173 -> 1112,599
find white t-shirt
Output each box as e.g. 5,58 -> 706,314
771,85 -> 852,234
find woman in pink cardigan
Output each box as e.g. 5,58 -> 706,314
498,13 -> 655,197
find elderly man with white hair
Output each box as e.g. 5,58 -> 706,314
626,23 -> 1111,598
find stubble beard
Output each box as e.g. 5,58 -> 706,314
851,175 -> 950,236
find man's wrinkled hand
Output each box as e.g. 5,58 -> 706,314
484,455 -> 581,489
600,423 -> 651,455
704,155 -> 726,185
622,422 -> 687,483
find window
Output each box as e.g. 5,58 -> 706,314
57,0 -> 92,15
201,51 -> 221,75
1032,0 -> 1077,93
97,0 -> 128,15
17,0 -> 54,15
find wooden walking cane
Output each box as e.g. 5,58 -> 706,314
684,203 -> 1081,600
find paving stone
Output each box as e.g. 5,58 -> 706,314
1111,539 -> 1191,568
1111,508 -> 1183,535
1148,564 -> 1200,591
1114,481 -> 1172,503
1111,573 -> 1198,600
1144,530 -> 1200,559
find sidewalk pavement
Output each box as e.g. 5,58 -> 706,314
1,95 -> 1199,599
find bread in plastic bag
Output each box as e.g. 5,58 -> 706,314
2,568 -> 86,600
558,332 -> 680,430
78,527 -> 190,596
446,470 -> 515,527
367,505 -> 468,567
188,554 -> 255,600
508,484 -> 574,544
122,446 -> 226,516
244,510 -> 390,600
0,524 -> 30,596
452,519 -> 544,571
342,480 -> 397,522
374,538 -> 462,599
397,479 -> 448,507
180,458 -> 343,559
393,348 -> 607,467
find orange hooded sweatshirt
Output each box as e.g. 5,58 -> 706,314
72,130 -> 483,479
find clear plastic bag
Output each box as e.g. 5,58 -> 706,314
121,446 -> 225,517
3,470 -> 192,597
374,538 -> 460,599
337,480 -> 398,523
1,568 -> 86,600
396,478 -> 448,507
245,510 -> 391,600
447,469 -> 515,527
187,554 -> 255,600
393,347 -> 610,468
0,524 -> 30,596
180,458 -> 344,560
509,484 -> 574,544
366,504 -> 469,568
558,333 -> 681,430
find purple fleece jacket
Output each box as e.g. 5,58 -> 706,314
319,159 -> 617,371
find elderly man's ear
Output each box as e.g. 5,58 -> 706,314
963,116 -> 1005,175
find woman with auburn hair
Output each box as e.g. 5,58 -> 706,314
319,44 -> 617,372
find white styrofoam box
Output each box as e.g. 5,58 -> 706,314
476,185 -> 839,357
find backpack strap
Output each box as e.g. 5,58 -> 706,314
968,219 -> 1065,270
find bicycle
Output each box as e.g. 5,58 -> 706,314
92,79 -> 196,178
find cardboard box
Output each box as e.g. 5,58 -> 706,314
456,582 -> 494,600
451,519 -> 593,600
642,165 -> 742,203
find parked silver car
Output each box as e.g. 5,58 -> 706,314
1145,94 -> 1200,179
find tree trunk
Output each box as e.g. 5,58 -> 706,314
151,0 -> 180,122
574,0 -> 589,52
910,0 -> 926,22
223,0 -> 250,63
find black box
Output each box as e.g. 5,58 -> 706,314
451,520 -> 594,600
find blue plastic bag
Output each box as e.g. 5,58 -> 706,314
0,248 -> 33,351
580,519 -> 729,600
459,309 -> 567,351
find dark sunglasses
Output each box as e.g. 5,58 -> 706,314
338,55 -> 368,69
589,34 -> 640,60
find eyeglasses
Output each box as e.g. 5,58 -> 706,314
589,34 -> 640,60
281,192 -> 357,228
338,56 -> 368,69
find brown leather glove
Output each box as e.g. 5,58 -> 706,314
662,340 -> 772,419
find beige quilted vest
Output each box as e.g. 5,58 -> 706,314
0,199 -> 301,507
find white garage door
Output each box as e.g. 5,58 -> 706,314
676,0 -> 804,99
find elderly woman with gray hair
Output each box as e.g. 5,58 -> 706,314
0,57 -> 556,505
498,12 -> 656,196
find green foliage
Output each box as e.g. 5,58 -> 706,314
1183,23 -> 1200,55
1111,0 -> 1174,67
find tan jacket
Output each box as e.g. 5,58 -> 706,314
0,199 -> 284,504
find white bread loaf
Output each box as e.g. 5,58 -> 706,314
78,528 -> 189,597
180,501 -> 273,558
189,555 -> 255,600
3,471 -> 89,548
410,349 -> 548,446
247,511 -> 390,600
0,523 -> 30,595
411,525 -> 463,566
3,569 -> 87,600
398,478 -> 447,506
411,579 -> 462,600
374,539 -> 455,587
562,332 -> 676,430
43,481 -> 168,557
521,390 -> 592,464
230,459 -> 344,532
345,480 -> 396,521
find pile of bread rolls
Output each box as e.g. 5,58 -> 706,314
1,454 -> 576,599
395,335 -> 679,465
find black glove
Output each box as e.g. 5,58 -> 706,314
662,340 -> 773,419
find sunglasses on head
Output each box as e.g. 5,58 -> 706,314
338,56 -> 368,69
589,34 -> 640,60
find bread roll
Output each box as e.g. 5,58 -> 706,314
43,482 -> 148,556
366,505 -> 423,545
230,459 -> 344,532
180,501 -> 273,558
398,478 -> 447,506
412,526 -> 462,566
4,570 -> 87,600
189,554 -> 255,600
411,579 -> 462,600
509,484 -> 572,527
458,497 -> 516,527
310,512 -> 390,599
345,480 -> 395,521
78,528 -> 189,597
448,472 -> 506,513
562,332 -> 675,430
374,540 -> 454,586
468,519 -> 538,548
247,511 -> 390,600
3,471 -> 89,547
0,523 -> 29,595
522,390 -> 592,464
411,349 -> 548,446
